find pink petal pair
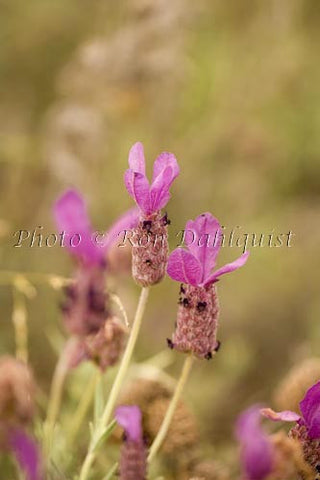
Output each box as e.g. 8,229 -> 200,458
167,212 -> 249,286
124,142 -> 179,216
54,189 -> 139,266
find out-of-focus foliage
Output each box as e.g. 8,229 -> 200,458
0,0 -> 319,478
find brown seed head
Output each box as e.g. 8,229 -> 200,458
0,356 -> 35,427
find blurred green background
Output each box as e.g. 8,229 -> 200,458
0,0 -> 320,476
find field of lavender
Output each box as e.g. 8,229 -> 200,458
0,1 -> 320,479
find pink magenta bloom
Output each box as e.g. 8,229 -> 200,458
9,429 -> 43,480
167,213 -> 249,287
124,142 -> 179,216
115,405 -> 147,480
115,405 -> 143,442
54,189 -> 139,266
236,406 -> 273,480
261,380 -> 320,440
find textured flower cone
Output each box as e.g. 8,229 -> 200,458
0,357 -> 35,426
84,316 -> 126,370
289,424 -> 320,478
274,358 -> 320,413
119,438 -> 147,480
62,262 -> 110,336
170,283 -> 220,359
132,212 -> 169,287
269,431 -> 314,480
146,397 -> 199,455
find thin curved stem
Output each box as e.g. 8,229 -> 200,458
79,287 -> 150,480
12,287 -> 28,363
44,347 -> 69,457
148,354 -> 194,463
66,370 -> 100,447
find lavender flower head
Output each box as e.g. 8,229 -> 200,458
166,212 -> 249,359
54,189 -> 138,368
236,406 -> 273,480
124,142 -> 179,287
261,380 -> 320,473
115,405 -> 147,480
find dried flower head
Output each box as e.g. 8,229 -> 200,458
115,405 -> 147,480
0,356 -> 35,428
83,316 -> 126,370
167,213 -> 249,358
274,358 -> 320,413
124,142 -> 179,286
146,396 -> 199,456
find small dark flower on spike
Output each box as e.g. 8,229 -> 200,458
162,212 -> 171,226
167,338 -> 174,349
115,406 -> 147,480
142,220 -> 152,232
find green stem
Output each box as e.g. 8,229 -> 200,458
148,354 -> 194,463
79,287 -> 150,480
44,347 -> 69,457
12,287 -> 28,363
66,370 -> 100,447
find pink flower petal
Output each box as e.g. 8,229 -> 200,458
260,408 -> 300,423
300,380 -> 320,439
167,248 -> 202,286
124,170 -> 151,215
205,251 -> 250,285
149,152 -> 179,211
9,429 -> 43,480
53,189 -> 103,265
149,165 -> 174,212
236,406 -> 273,480
152,151 -> 179,184
128,142 -> 146,175
115,405 -> 142,442
185,213 -> 221,283
104,207 -> 139,252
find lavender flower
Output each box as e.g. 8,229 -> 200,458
124,142 -> 179,286
166,213 -> 249,358
236,406 -> 273,480
261,380 -> 320,473
115,405 -> 147,480
54,189 -> 138,368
